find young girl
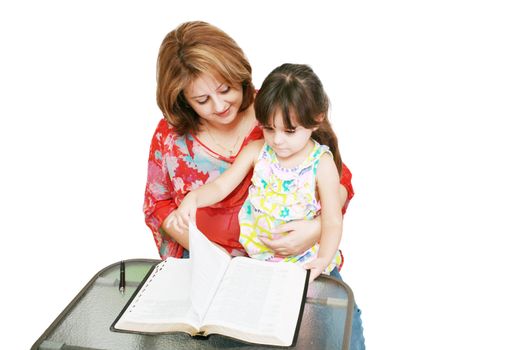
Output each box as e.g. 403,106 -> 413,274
173,63 -> 344,281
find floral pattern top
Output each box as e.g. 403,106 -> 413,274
144,118 -> 354,260
238,140 -> 343,273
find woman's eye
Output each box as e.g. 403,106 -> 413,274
285,129 -> 296,134
196,98 -> 208,105
219,86 -> 230,94
263,126 -> 274,132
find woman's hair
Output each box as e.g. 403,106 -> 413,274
254,63 -> 342,174
156,21 -> 255,135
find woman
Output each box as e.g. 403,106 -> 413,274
143,21 -> 364,349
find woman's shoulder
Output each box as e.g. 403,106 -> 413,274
242,139 -> 265,158
153,118 -> 189,142
149,118 -> 193,156
245,123 -> 263,142
154,118 -> 175,134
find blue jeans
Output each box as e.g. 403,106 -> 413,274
330,268 -> 366,350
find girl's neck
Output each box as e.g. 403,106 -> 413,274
273,139 -> 315,169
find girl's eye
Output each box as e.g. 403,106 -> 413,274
263,126 -> 274,132
285,129 -> 296,134
219,86 -> 230,94
196,98 -> 208,105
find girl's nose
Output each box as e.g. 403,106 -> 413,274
273,131 -> 284,145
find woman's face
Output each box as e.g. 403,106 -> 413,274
183,73 -> 243,128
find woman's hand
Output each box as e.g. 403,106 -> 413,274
161,193 -> 197,249
259,217 -> 321,257
161,210 -> 189,249
172,193 -> 197,232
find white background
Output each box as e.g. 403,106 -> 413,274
1,1 -> 524,349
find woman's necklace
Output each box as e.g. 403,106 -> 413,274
204,117 -> 250,158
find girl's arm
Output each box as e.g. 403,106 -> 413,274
304,153 -> 344,281
170,140 -> 263,233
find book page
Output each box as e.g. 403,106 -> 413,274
189,222 -> 231,321
202,257 -> 307,346
115,258 -> 201,332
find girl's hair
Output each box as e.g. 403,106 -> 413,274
254,63 -> 342,175
156,21 -> 255,135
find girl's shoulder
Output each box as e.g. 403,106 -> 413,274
303,141 -> 335,177
315,147 -> 339,181
311,140 -> 332,159
293,140 -> 331,170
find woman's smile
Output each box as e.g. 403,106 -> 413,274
216,106 -> 231,118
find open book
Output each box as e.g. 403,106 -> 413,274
111,223 -> 310,347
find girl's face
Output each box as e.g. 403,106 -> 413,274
262,109 -> 315,163
183,73 -> 243,128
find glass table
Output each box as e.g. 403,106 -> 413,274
32,259 -> 354,349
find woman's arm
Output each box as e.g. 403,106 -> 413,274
161,211 -> 190,250
143,120 -> 188,254
339,162 -> 354,213
304,154 -> 343,281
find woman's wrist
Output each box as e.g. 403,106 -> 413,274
161,211 -> 190,249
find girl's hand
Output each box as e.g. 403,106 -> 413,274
259,218 -> 321,257
303,257 -> 331,283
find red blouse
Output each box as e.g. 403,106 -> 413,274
144,118 -> 354,259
